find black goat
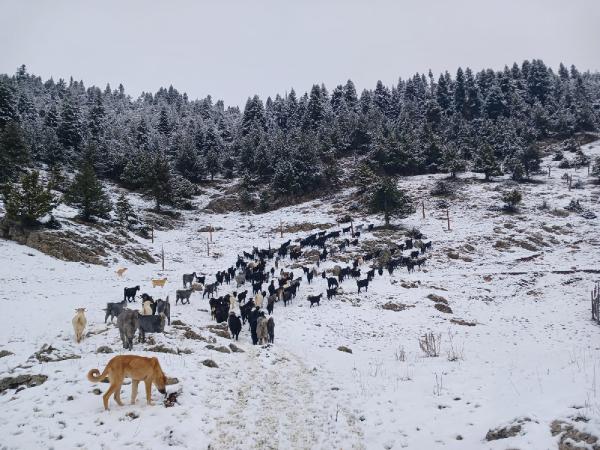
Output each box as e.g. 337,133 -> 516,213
326,288 -> 338,300
104,299 -> 127,323
176,289 -> 193,305
182,272 -> 196,288
117,309 -> 139,350
203,282 -> 218,299
240,300 -> 255,325
123,285 -> 140,302
156,297 -> 171,325
282,290 -> 292,307
137,313 -> 166,343
357,279 -> 369,293
327,277 -> 339,289
267,317 -> 275,344
308,293 -> 322,307
366,269 -> 375,281
228,312 -> 242,340
267,294 -> 276,315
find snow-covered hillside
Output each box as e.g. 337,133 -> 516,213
1,142 -> 599,450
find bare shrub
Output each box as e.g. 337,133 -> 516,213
419,332 -> 441,357
446,331 -> 464,362
394,346 -> 406,362
433,373 -> 443,396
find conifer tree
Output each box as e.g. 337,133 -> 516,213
441,143 -> 467,179
0,79 -> 19,127
146,150 -> 172,211
369,176 -> 414,227
475,143 -> 502,180
57,96 -> 83,151
65,156 -> 112,221
174,134 -> 204,182
0,121 -> 29,183
3,170 -> 57,225
47,164 -> 67,192
157,107 -> 171,136
115,192 -> 136,225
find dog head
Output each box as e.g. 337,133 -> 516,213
151,357 -> 168,395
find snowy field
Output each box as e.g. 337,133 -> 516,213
1,142 -> 600,450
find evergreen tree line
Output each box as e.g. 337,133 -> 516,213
0,60 -> 599,215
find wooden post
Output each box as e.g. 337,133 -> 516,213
151,227 -> 154,243
422,201 -> 425,219
161,245 -> 165,271
350,219 -> 354,236
446,208 -> 451,231
588,163 -> 591,176
209,225 -> 213,243
280,220 -> 283,238
568,175 -> 572,191
548,166 -> 551,177
207,239 -> 210,256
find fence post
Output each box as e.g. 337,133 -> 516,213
446,208 -> 451,231
151,227 -> 154,243
280,220 -> 283,238
209,225 -> 213,243
161,245 -> 164,271
207,239 -> 210,256
422,201 -> 425,219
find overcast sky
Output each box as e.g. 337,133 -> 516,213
1,0 -> 599,106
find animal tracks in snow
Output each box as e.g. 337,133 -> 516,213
208,346 -> 363,450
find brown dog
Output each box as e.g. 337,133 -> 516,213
87,355 -> 167,410
151,278 -> 168,288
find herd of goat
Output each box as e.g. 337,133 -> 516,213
99,223 -> 433,351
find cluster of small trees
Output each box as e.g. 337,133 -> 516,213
0,60 -> 598,224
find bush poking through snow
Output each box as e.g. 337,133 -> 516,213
502,189 -> 522,212
446,331 -> 464,362
418,332 -> 441,357
394,346 -> 406,362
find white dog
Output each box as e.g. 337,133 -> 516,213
72,308 -> 87,343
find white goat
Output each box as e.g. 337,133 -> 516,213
141,300 -> 154,315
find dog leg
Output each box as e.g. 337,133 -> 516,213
131,380 -> 139,404
145,380 -> 154,406
114,387 -> 125,406
103,385 -> 118,410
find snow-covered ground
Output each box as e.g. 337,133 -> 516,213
1,142 -> 600,449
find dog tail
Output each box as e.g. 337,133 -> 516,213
87,366 -> 110,382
